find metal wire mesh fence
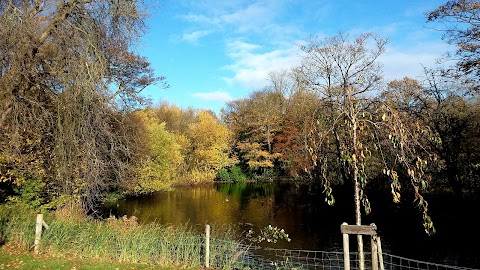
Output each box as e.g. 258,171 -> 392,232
200,224 -> 478,270
232,246 -> 479,270
138,232 -> 478,270
381,253 -> 478,270
236,247 -> 372,270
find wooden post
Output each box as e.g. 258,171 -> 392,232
377,236 -> 385,270
341,222 -> 350,270
205,224 -> 210,268
34,214 -> 43,254
371,236 -> 378,270
341,223 -> 383,270
370,224 -> 378,270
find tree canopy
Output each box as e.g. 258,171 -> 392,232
0,0 -> 164,212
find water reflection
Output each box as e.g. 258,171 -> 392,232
103,182 -> 480,268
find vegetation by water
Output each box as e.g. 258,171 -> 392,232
0,203 -> 243,269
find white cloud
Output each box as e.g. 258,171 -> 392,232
192,91 -> 233,102
181,30 -> 212,44
182,13 -> 217,25
222,40 -> 304,90
180,1 -> 299,39
218,2 -> 275,33
380,41 -> 451,81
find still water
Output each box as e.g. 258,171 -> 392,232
104,182 -> 480,268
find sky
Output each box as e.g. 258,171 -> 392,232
137,0 -> 451,113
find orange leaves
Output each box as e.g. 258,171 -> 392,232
237,142 -> 278,169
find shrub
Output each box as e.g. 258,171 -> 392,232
216,165 -> 247,182
217,168 -> 231,181
230,165 -> 247,182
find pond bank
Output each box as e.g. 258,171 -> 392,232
103,181 -> 480,269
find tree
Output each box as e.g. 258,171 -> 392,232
223,89 -> 284,176
384,75 -> 480,194
154,101 -> 196,134
299,33 -> 435,270
131,110 -> 182,194
184,110 -> 234,183
428,0 -> 480,77
272,72 -> 322,178
0,0 -> 164,212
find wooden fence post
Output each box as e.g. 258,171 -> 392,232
341,222 -> 382,270
377,236 -> 385,270
34,214 -> 43,254
342,222 -> 350,270
34,214 -> 49,254
205,224 -> 210,268
371,224 -> 378,270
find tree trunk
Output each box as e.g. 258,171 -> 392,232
350,94 -> 364,270
354,175 -> 364,270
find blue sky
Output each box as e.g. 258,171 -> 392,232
138,0 -> 450,113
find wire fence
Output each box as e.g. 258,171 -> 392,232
381,253 -> 478,270
230,245 -> 479,270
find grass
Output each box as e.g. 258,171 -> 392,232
0,244 -> 172,270
0,203 -> 245,269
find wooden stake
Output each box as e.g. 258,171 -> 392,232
34,214 -> 43,254
205,224 -> 210,268
377,236 -> 385,270
371,223 -> 378,270
342,222 -> 350,270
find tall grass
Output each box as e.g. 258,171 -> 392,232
0,203 -> 245,269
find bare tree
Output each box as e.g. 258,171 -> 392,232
299,33 -> 435,270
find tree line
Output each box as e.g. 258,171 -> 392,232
1,0 -> 479,220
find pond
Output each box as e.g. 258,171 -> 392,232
103,182 -> 480,268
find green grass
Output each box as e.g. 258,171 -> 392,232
0,245 -> 183,269
0,203 -> 244,269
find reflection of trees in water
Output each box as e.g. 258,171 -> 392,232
215,182 -> 276,198
101,182 -> 480,267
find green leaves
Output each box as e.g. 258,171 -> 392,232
247,225 -> 291,244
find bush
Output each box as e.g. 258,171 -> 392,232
9,178 -> 45,208
230,166 -> 247,182
217,168 -> 231,181
216,165 -> 247,182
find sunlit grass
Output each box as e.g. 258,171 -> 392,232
0,203 -> 244,269
0,244 -> 187,270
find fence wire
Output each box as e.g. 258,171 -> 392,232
381,253 -> 478,270
232,245 -> 479,270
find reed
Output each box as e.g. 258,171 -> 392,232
0,204 -> 243,268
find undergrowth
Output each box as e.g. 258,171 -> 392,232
0,203 -> 244,269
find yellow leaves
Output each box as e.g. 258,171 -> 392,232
134,106 -> 236,187
183,168 -> 217,184
188,110 -> 234,172
237,142 -> 280,170
407,168 -> 415,179
383,168 -> 398,181
390,182 -> 401,203
132,109 -> 182,193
